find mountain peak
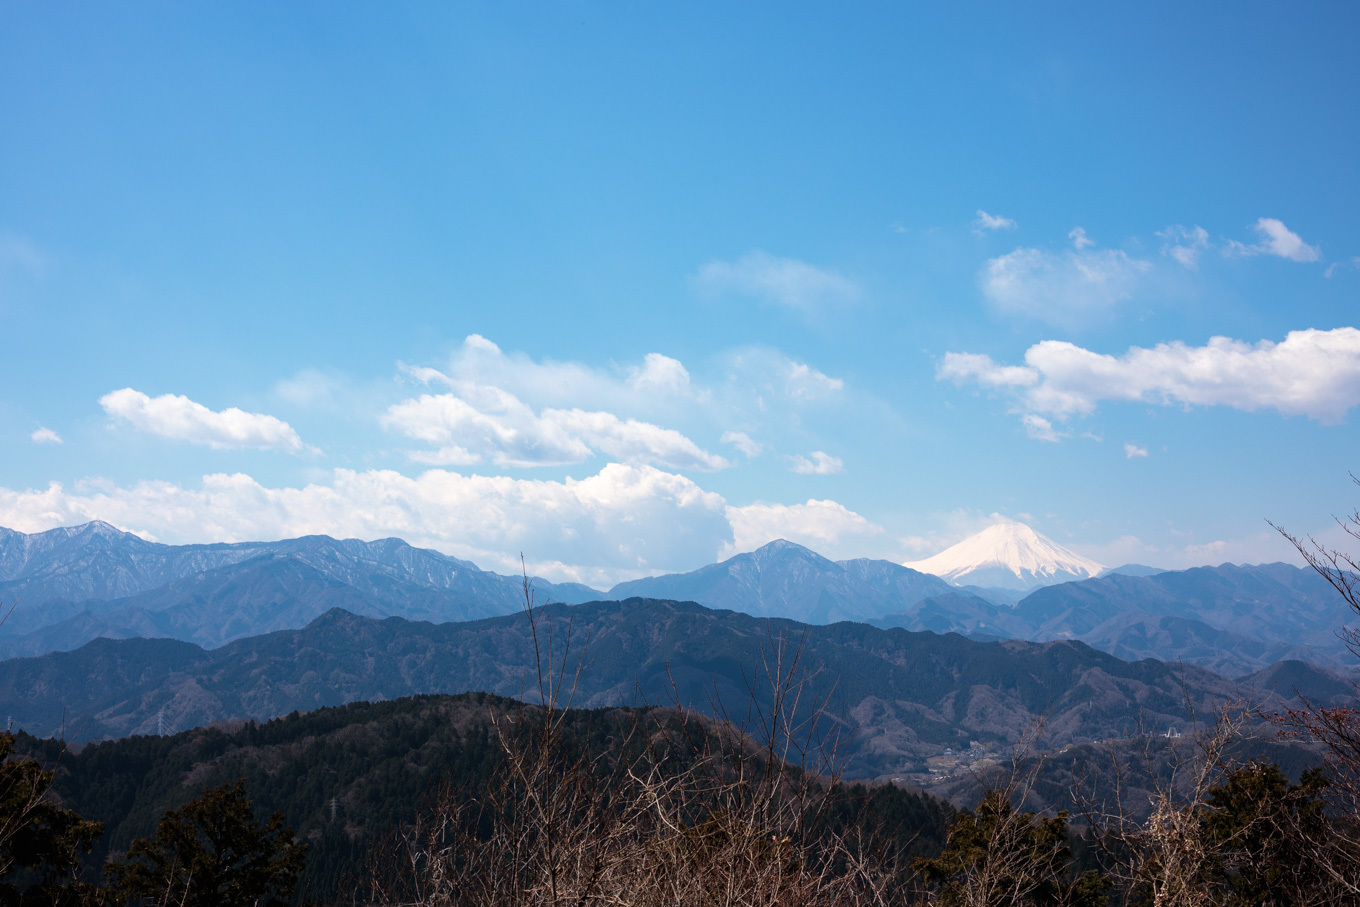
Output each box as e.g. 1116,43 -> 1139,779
751,538 -> 812,554
902,520 -> 1104,592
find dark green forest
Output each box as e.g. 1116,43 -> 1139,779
13,692 -> 955,903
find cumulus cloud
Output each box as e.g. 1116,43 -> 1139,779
979,242 -> 1151,326
0,466 -> 894,587
724,498 -> 884,559
721,431 -> 764,458
974,210 -> 1017,232
30,427 -> 62,445
1068,227 -> 1095,250
1226,218 -> 1321,263
788,451 -> 844,475
940,327 -> 1360,427
100,389 -> 315,453
693,251 -> 860,313
1124,442 -> 1149,459
383,384 -> 730,471
1157,225 -> 1211,269
0,464 -> 735,587
409,336 -> 702,416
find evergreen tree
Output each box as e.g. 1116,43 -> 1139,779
0,731 -> 104,907
915,789 -> 1109,907
106,780 -> 306,907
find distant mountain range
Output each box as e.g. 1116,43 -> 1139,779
0,521 -> 597,656
7,597 -> 1324,781
609,538 -> 956,623
875,562 -> 1352,676
0,522 -> 1351,675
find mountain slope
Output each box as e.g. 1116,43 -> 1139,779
903,521 -> 1104,591
608,539 -> 955,623
0,597 -> 1253,780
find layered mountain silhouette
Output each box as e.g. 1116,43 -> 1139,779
0,522 -> 598,655
607,538 -> 955,623
0,522 -> 1351,675
876,562 -> 1352,675
1,597 -> 1292,780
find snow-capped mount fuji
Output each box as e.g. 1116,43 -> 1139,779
903,520 -> 1105,592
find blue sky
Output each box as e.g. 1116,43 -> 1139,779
2,3 -> 1358,585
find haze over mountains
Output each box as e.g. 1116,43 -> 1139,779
0,598 -> 1266,775
0,521 -> 597,655
0,520 -> 1348,675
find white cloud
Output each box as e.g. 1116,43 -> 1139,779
724,499 -> 884,559
980,243 -> 1151,326
0,467 -> 896,587
1226,218 -> 1321,263
30,427 -> 62,445
383,384 -> 730,472
100,388 -> 315,454
1157,225 -> 1211,269
1022,414 -> 1063,443
408,336 -> 702,416
974,210 -> 1018,232
693,251 -> 860,313
940,327 -> 1360,426
1124,442 -> 1149,459
1068,227 -> 1094,250
788,451 -> 844,475
785,361 -> 844,397
938,353 -> 1037,388
0,464 -> 735,587
628,353 -> 695,397
720,431 -> 764,458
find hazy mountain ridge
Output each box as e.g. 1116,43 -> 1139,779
0,522 -> 600,656
0,596 -> 1318,781
1,523 -> 1349,678
608,539 -> 956,623
876,562 -> 1352,674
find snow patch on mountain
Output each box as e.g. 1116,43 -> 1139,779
903,520 -> 1104,592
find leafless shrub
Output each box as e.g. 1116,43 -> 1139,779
363,565 -> 913,907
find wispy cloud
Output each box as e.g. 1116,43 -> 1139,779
940,327 -> 1360,429
1157,225 -> 1211,269
973,210 -> 1017,232
979,238 -> 1151,327
100,389 -> 316,453
1023,414 -> 1063,442
1124,442 -> 1149,459
693,251 -> 860,313
788,451 -> 844,475
1225,217 -> 1321,263
1068,227 -> 1094,249
720,430 -> 764,458
30,427 -> 62,445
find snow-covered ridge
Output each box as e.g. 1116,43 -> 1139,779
902,520 -> 1104,592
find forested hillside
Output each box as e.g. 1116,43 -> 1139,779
17,693 -> 955,903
